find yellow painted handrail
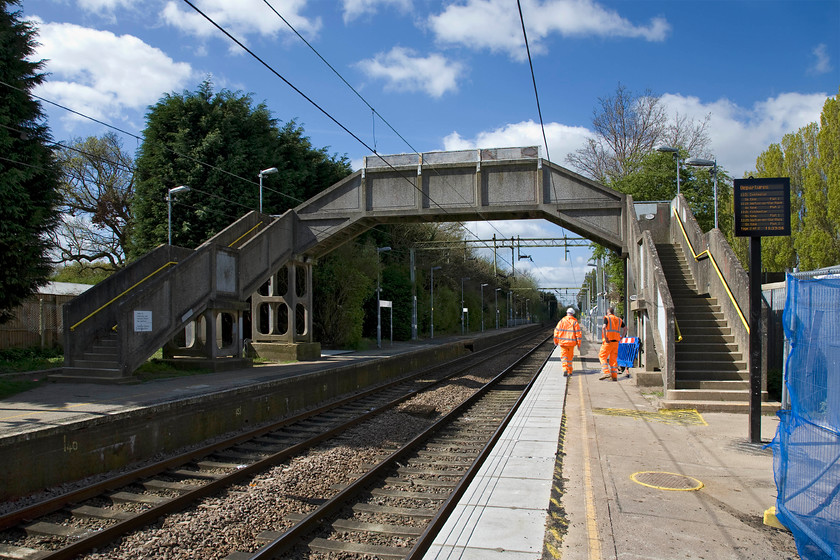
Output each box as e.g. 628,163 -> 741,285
672,206 -> 750,334
69,261 -> 178,331
674,318 -> 683,342
228,221 -> 264,248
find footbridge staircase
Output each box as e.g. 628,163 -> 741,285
58,146 -> 777,413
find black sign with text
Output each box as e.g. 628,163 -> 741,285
734,177 -> 791,237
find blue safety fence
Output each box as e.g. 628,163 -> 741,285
771,273 -> 840,560
617,337 -> 640,368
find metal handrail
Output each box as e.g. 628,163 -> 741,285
69,262 -> 178,332
672,206 -> 750,334
228,221 -> 264,248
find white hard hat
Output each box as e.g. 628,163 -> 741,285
566,307 -> 575,315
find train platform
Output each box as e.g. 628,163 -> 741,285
0,328 -> 797,559
0,335 -> 461,438
425,333 -> 798,560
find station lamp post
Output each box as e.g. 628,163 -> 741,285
167,185 -> 190,246
258,167 -> 278,213
495,287 -> 502,329
460,277 -> 470,334
655,145 -> 681,196
480,283 -> 488,332
376,246 -> 391,348
686,157 -> 718,229
430,266 -> 442,338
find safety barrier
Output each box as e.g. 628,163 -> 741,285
771,273 -> 840,560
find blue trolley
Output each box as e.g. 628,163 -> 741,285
617,337 -> 640,369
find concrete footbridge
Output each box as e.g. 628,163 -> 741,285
60,146 -> 767,413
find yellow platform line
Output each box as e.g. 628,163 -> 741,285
579,375 -> 602,560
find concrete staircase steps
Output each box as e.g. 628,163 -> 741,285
676,370 -> 749,381
665,389 -> 766,402
660,399 -> 781,414
678,350 -> 743,361
48,367 -> 136,384
676,380 -> 750,390
51,332 -> 131,383
675,360 -> 747,372
678,333 -> 736,344
655,242 -> 780,414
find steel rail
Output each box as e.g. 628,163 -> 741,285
5,329 -> 544,559
246,335 -> 551,559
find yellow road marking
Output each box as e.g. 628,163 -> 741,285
592,407 -> 707,426
579,375 -> 601,560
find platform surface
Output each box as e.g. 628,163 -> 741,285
424,334 -> 798,560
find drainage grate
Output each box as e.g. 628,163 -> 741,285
631,471 -> 704,491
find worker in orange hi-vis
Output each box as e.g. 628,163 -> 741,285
599,306 -> 626,381
553,307 -> 582,377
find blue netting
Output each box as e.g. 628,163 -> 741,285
771,274 -> 840,560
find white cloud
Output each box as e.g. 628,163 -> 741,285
28,19 -> 194,123
809,43 -> 833,75
357,46 -> 464,98
442,120 -> 592,164
162,0 -> 320,40
74,0 -> 135,22
342,0 -> 412,23
659,92 -> 829,176
428,0 -> 669,60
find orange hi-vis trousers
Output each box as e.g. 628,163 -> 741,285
559,344 -> 577,374
599,341 -> 619,379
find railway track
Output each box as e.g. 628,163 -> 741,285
237,337 -> 552,559
0,330 -> 550,560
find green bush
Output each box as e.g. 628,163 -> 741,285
0,346 -> 63,374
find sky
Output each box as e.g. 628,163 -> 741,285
17,0 -> 840,305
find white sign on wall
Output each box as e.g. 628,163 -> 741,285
134,310 -> 153,332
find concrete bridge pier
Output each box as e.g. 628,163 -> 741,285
249,259 -> 321,361
163,300 -> 249,370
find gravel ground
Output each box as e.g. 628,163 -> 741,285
69,350 -> 527,560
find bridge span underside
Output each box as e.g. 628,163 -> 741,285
293,147 -> 626,259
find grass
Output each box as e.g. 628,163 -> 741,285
0,378 -> 45,399
134,349 -> 211,381
0,346 -> 63,374
0,346 -> 60,398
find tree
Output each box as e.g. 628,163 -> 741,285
314,241 -> 376,348
130,80 -> 351,256
52,133 -> 135,269
746,89 -> 839,271
0,1 -> 61,323
567,83 -> 711,183
797,92 -> 840,269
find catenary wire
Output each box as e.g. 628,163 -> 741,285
0,79 -> 301,205
180,0 -> 521,272
263,0 -> 525,258
516,0 -> 577,290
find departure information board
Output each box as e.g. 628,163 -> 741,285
734,177 -> 791,237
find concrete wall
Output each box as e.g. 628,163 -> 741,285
0,325 -> 543,501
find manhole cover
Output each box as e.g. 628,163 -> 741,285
631,471 -> 704,491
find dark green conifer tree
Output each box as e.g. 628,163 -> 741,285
0,1 -> 61,323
